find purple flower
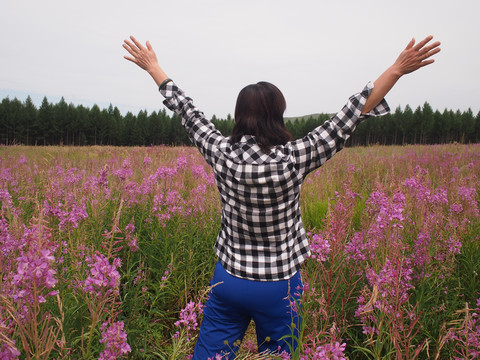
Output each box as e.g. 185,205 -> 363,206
310,233 -> 331,262
174,301 -> 204,342
142,156 -> 152,166
345,231 -> 367,262
176,156 -> 188,171
155,166 -> 177,179
11,224 -> 57,303
306,341 -> 347,360
18,154 -> 28,165
124,221 -> 138,252
98,321 -> 131,360
0,340 -> 21,359
83,254 -> 121,295
114,159 -> 133,181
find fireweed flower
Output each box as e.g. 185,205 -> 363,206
403,176 -> 432,203
345,231 -> 367,263
114,159 -> 133,181
0,188 -> 13,209
0,218 -> 23,275
98,321 -> 131,360
11,224 -> 58,304
83,253 -> 121,296
95,166 -> 110,188
124,221 -> 138,252
173,301 -> 204,342
64,167 -> 85,185
43,200 -> 88,231
0,339 -> 21,360
17,154 -> 28,165
155,166 -> 177,179
191,165 -> 208,180
302,341 -> 347,360
310,233 -> 331,262
176,156 -> 188,171
410,231 -> 431,273
457,186 -> 480,217
356,258 -> 414,323
366,189 -> 405,229
142,156 -> 152,166
160,262 -> 174,289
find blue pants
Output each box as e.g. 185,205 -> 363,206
193,261 -> 302,359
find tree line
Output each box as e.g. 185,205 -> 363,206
1,95 -> 479,146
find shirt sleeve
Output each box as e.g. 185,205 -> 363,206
159,81 -> 225,167
291,81 -> 389,176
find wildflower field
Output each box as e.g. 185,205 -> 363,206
1,143 -> 479,359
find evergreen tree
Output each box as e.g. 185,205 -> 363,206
37,97 -> 55,145
23,96 -> 37,145
54,97 -> 69,145
475,111 -> 480,143
460,108 -> 475,143
420,102 -> 434,144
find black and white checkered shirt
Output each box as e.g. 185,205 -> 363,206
160,81 -> 389,281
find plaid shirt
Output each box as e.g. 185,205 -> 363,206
160,81 -> 389,281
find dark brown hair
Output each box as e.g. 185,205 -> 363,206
230,81 -> 293,154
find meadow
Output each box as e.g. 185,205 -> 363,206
0,143 -> 479,359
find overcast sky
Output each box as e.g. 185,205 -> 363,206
1,0 -> 479,119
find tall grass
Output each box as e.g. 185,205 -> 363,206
1,144 -> 479,359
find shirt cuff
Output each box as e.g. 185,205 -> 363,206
360,81 -> 390,117
159,80 -> 178,97
158,78 -> 173,91
158,81 -> 180,112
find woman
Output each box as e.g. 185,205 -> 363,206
123,35 -> 440,358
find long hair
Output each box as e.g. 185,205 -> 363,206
230,81 -> 293,154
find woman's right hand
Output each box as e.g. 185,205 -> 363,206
392,35 -> 441,77
362,35 -> 441,114
123,36 -> 169,87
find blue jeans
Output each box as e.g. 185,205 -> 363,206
193,261 -> 302,359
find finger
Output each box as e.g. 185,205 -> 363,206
122,43 -> 137,57
130,36 -> 144,51
413,35 -> 434,51
123,55 -> 137,63
418,59 -> 435,68
419,43 -> 441,59
146,40 -> 152,51
418,41 -> 441,56
423,41 -> 441,53
423,47 -> 441,60
123,39 -> 137,52
405,38 -> 415,50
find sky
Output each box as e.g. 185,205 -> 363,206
1,0 -> 479,119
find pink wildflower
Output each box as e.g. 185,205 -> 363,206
174,301 -> 204,342
83,253 -> 121,295
12,224 -> 57,303
124,221 -> 138,252
176,156 -> 188,171
303,342 -> 346,360
114,159 -> 133,181
143,156 -> 152,166
0,340 -> 21,359
98,321 -> 131,360
310,233 -> 331,262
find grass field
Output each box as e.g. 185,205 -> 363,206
1,144 -> 479,359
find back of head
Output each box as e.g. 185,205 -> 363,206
230,81 -> 293,154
